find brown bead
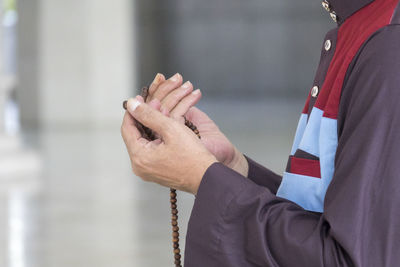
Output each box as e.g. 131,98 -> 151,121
170,192 -> 177,198
172,220 -> 178,226
173,243 -> 179,249
171,204 -> 177,209
172,215 -> 178,221
173,226 -> 179,232
172,209 -> 178,215
170,198 -> 177,204
174,260 -> 181,265
123,100 -> 128,110
174,248 -> 181,254
141,87 -> 149,100
174,254 -> 181,260
172,231 -> 179,238
173,237 -> 179,243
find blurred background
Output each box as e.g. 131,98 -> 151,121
0,0 -> 333,266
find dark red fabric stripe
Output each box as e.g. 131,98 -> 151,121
289,156 -> 321,178
315,0 -> 398,119
302,91 -> 311,114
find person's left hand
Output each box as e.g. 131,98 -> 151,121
121,96 -> 218,195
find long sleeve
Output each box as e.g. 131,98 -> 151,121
184,25 -> 400,267
245,155 -> 282,194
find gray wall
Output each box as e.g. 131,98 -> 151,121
136,0 -> 334,99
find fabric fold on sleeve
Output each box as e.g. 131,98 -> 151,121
245,155 -> 282,194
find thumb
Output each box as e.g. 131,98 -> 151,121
126,96 -> 174,140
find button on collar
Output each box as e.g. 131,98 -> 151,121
324,40 -> 332,51
311,86 -> 319,98
322,1 -> 331,12
330,11 -> 338,22
322,1 -> 338,23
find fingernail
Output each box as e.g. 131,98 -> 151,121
192,89 -> 201,95
182,81 -> 192,89
152,73 -> 163,85
169,73 -> 180,82
127,98 -> 141,113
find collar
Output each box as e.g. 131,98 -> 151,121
322,0 -> 375,24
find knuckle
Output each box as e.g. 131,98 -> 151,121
133,154 -> 150,169
160,105 -> 170,116
139,105 -> 152,119
158,82 -> 173,93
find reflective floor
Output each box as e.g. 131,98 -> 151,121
0,98 -> 303,267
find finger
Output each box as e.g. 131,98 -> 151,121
160,81 -> 193,113
148,73 -> 166,99
148,98 -> 162,111
147,98 -> 163,139
126,97 -> 175,141
121,111 -> 148,153
170,89 -> 202,119
149,73 -> 183,102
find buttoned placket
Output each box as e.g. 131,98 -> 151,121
310,38 -> 334,99
304,2 -> 340,118
307,28 -> 337,119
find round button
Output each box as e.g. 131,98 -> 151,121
311,86 -> 319,97
330,11 -> 338,22
322,1 -> 331,12
324,39 -> 332,51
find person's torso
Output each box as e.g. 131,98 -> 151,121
276,0 -> 400,212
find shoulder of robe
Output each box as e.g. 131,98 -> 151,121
344,24 -> 400,88
338,25 -> 400,136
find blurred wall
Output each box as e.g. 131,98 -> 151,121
17,0 -> 135,129
136,0 -> 334,99
16,0 -> 335,129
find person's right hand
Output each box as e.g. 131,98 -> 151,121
144,73 -> 249,177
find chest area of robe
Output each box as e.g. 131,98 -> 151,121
276,0 -> 399,212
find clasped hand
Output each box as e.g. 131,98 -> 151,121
121,73 -> 249,195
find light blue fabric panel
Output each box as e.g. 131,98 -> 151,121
298,107 -> 323,157
290,113 -> 308,155
277,172 -> 324,212
277,116 -> 338,213
318,117 -> 338,196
